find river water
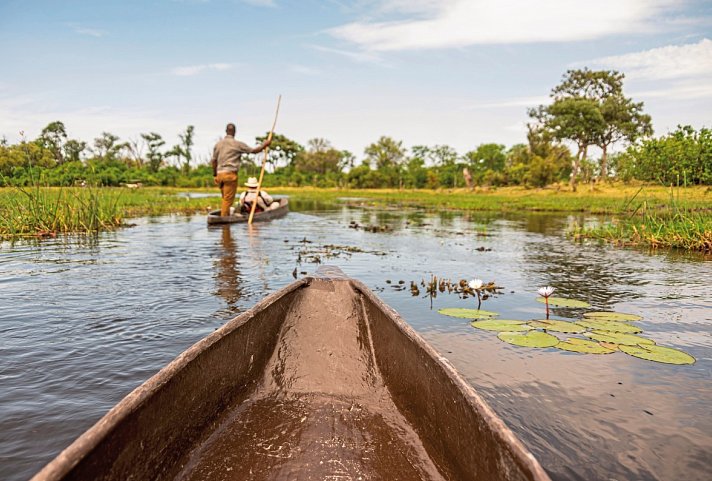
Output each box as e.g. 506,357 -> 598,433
1,199 -> 710,481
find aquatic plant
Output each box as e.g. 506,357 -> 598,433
438,293 -> 697,364
469,278 -> 484,308
537,286 -> 555,318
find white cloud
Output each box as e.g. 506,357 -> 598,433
241,0 -> 276,6
290,65 -> 321,76
328,0 -> 678,51
171,63 -> 233,76
68,24 -> 106,37
585,38 -> 712,81
309,44 -> 384,64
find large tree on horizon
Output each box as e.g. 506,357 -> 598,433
531,68 -> 652,190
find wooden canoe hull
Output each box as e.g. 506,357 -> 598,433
31,267 -> 551,481
206,198 -> 289,224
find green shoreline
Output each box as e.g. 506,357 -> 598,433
1,185 -> 710,251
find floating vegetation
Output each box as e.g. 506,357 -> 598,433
583,330 -> 655,346
528,319 -> 585,333
618,344 -> 695,365
471,320 -> 532,332
348,220 -> 392,232
498,331 -> 559,348
536,297 -> 591,308
556,338 -> 615,354
415,275 -> 502,300
438,308 -> 498,319
458,294 -> 695,364
577,319 -> 642,334
292,241 -> 387,265
583,311 -> 643,322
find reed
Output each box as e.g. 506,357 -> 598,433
0,185 -> 123,239
571,186 -> 712,252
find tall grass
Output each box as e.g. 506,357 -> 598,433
0,185 -> 123,239
571,186 -> 712,252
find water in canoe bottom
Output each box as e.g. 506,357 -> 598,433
175,393 -> 445,481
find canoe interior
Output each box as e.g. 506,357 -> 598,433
206,198 -> 288,224
33,270 -> 549,481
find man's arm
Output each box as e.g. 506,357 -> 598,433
247,139 -> 272,154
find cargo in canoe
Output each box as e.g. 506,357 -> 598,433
207,198 -> 289,225
31,266 -> 551,481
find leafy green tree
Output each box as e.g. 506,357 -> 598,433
294,138 -> 345,175
548,68 -> 652,180
364,136 -> 406,169
596,94 -> 652,178
364,136 -> 407,187
168,125 -> 195,174
63,139 -> 86,163
141,132 -> 165,173
93,132 -> 126,161
256,132 -> 304,169
531,98 -> 604,191
464,144 -> 506,184
39,121 -> 68,164
616,125 -> 712,185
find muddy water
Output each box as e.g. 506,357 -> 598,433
1,200 -> 710,481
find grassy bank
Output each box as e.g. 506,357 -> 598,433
271,184 -> 712,214
1,185 -> 710,251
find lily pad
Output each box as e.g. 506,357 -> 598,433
471,320 -> 533,332
576,319 -> 642,334
528,319 -> 585,333
599,341 -> 619,351
556,338 -> 616,354
619,344 -> 695,365
583,311 -> 642,322
438,308 -> 498,319
497,331 -> 559,348
584,330 -> 655,346
536,297 -> 591,308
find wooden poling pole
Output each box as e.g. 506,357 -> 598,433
248,95 -> 282,225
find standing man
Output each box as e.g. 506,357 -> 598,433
212,123 -> 271,216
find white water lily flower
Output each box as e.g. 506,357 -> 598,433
468,279 -> 484,290
538,286 -> 555,298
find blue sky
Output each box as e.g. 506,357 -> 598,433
1,0 -> 711,163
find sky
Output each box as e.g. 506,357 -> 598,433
1,0 -> 711,163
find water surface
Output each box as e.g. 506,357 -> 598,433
1,201 -> 710,481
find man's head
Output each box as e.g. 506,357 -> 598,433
226,123 -> 236,136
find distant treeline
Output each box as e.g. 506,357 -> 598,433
1,69 -> 710,189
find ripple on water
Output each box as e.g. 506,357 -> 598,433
1,209 -> 711,481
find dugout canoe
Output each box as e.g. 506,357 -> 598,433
207,198 -> 289,224
32,266 -> 551,481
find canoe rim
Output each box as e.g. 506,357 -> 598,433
31,265 -> 550,481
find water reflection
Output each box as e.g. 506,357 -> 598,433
1,204 -> 710,481
213,226 -> 242,312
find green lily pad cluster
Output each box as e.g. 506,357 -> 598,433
438,306 -> 695,365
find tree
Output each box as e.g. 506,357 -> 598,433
141,132 -> 165,172
617,125 -> 712,185
93,132 -> 126,161
293,138 -> 344,175
63,139 -> 86,163
39,121 -> 68,164
364,136 -> 407,188
596,94 -> 652,178
166,125 -> 195,173
464,143 -> 506,174
530,96 -> 604,191
548,68 -> 652,180
256,132 -> 304,169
